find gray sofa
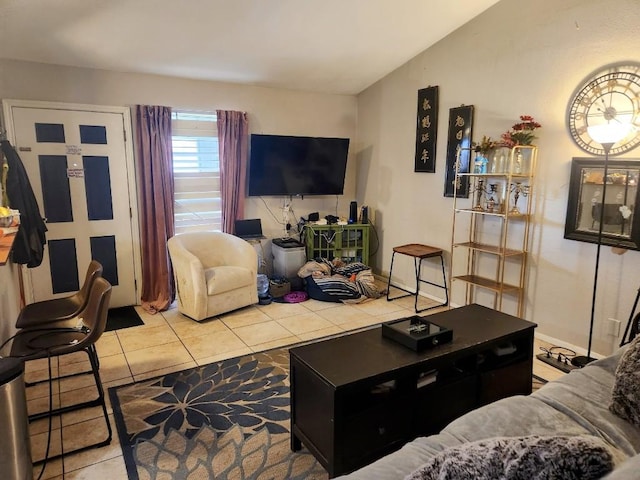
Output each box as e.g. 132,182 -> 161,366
336,345 -> 640,479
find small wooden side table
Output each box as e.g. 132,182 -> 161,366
386,243 -> 448,313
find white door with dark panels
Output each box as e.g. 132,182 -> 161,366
3,101 -> 140,308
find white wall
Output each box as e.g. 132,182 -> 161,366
2,0 -> 638,356
356,0 -> 640,356
0,58 -> 357,279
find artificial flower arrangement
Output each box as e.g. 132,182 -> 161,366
500,115 -> 542,147
472,135 -> 498,156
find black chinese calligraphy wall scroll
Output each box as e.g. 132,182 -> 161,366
414,86 -> 439,173
444,105 -> 474,198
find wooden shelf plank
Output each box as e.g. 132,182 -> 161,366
453,242 -> 524,257
453,208 -> 529,219
457,172 -> 531,179
453,274 -> 521,293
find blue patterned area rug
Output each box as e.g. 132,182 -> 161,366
109,348 -> 327,480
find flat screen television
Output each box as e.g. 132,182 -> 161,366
247,134 -> 349,196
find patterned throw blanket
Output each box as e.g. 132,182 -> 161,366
297,259 -> 384,302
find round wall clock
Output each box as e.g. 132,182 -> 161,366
567,63 -> 640,156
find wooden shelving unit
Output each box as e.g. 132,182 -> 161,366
450,145 -> 538,317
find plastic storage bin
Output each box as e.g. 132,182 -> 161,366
0,357 -> 32,480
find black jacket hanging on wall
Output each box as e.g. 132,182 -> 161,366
1,140 -> 47,267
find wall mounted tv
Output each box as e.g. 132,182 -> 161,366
247,134 -> 350,196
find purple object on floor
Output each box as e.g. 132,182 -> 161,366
283,291 -> 308,303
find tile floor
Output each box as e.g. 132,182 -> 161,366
22,292 -> 564,479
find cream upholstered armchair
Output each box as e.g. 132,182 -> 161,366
168,231 -> 258,321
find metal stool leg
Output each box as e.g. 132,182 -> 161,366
387,251 -> 415,302
31,347 -> 112,465
414,257 -> 421,313
439,254 -> 449,307
386,251 -> 397,301
414,253 -> 449,314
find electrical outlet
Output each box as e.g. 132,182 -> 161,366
606,318 -> 621,336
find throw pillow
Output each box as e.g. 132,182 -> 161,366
297,260 -> 331,279
305,275 -> 361,302
405,435 -> 616,480
333,262 -> 370,277
610,334 -> 640,427
354,269 -> 383,299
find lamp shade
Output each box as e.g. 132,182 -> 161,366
587,122 -> 633,145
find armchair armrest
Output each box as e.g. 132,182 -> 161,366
168,237 -> 208,320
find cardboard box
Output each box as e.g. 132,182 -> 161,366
269,280 -> 291,298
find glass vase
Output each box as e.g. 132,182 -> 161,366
512,147 -> 533,175
513,148 -> 523,174
490,147 -> 509,174
473,154 -> 488,174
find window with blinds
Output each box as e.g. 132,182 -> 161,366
171,112 -> 221,234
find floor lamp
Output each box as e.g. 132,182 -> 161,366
572,123 -> 632,368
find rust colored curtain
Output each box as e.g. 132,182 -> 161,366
217,110 -> 248,233
134,105 -> 175,313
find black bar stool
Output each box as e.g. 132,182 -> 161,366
386,243 -> 448,313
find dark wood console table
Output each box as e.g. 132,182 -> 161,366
289,304 -> 536,477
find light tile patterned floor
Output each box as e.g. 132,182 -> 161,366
23,293 -> 563,479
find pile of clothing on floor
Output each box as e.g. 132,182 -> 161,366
297,258 -> 385,303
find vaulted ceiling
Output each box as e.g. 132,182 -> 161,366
0,0 -> 500,95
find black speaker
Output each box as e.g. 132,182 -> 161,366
348,201 -> 358,224
361,206 -> 369,224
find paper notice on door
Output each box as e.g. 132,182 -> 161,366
66,144 -> 82,155
67,168 -> 84,178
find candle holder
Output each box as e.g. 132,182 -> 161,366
472,179 -> 486,211
509,183 -> 530,215
485,183 -> 500,213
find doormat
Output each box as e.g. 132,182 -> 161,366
106,305 -> 144,332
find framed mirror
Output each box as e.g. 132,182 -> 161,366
565,157 -> 640,250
